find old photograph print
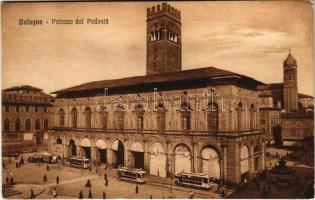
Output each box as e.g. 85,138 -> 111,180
1,1 -> 314,199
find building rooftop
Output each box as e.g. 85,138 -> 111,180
52,66 -> 263,95
257,83 -> 283,90
284,52 -> 297,66
298,93 -> 313,99
3,85 -> 42,92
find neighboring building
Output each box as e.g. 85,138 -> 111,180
48,3 -> 266,184
2,85 -> 54,155
258,53 -> 314,145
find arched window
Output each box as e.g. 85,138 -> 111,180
136,104 -> 144,130
25,119 -> 31,131
44,119 -> 49,130
71,107 -> 78,128
237,103 -> 243,131
207,102 -> 218,134
35,119 -> 40,130
15,118 -> 21,131
250,105 -> 256,129
180,102 -> 191,131
99,107 -> 107,129
59,109 -> 65,127
56,138 -> 62,144
115,104 -> 124,130
4,118 -> 10,131
85,107 -> 92,129
156,103 -> 166,133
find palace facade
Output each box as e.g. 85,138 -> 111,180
48,3 -> 266,184
2,85 -> 53,155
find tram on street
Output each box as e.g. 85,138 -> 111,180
175,172 -> 219,190
69,157 -> 91,169
117,167 -> 147,184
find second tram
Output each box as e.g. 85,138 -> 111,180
117,167 -> 147,184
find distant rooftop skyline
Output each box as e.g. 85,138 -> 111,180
2,1 -> 313,95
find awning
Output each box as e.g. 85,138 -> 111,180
201,148 -> 219,160
131,141 -> 144,152
96,139 -> 106,149
112,140 -> 119,151
151,143 -> 165,155
80,138 -> 91,147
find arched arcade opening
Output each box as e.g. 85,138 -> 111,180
201,146 -> 220,179
174,144 -> 192,175
112,140 -> 124,167
150,143 -> 166,177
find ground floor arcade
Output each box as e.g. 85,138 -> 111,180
48,131 -> 265,183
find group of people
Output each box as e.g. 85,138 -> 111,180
5,171 -> 15,186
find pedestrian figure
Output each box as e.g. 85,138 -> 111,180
221,190 -> 225,198
105,163 -> 108,170
47,165 -> 50,171
135,184 -> 139,194
150,195 -> 153,199
53,188 -> 57,198
104,173 -> 107,180
56,176 -> 60,184
189,191 -> 194,199
162,196 -> 165,199
88,189 -> 92,199
86,179 -> 91,187
102,191 -> 106,199
43,174 -> 47,182
105,179 -> 108,186
79,190 -> 83,199
30,189 -> 35,198
10,177 -> 14,185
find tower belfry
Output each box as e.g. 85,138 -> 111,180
283,51 -> 298,113
146,3 -> 182,75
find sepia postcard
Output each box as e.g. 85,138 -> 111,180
1,1 -> 314,199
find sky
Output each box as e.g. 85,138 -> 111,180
2,1 -> 314,95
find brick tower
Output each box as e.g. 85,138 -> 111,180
283,52 -> 298,113
146,3 -> 182,75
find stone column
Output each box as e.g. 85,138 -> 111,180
249,144 -> 254,178
144,140 -> 148,171
90,137 -> 95,168
106,138 -> 112,166
223,145 -> 228,180
124,140 -> 129,167
192,141 -> 198,173
226,141 -> 240,183
261,142 -> 265,170
166,140 -> 172,177
63,135 -> 66,160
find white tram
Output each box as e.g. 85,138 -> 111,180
117,167 -> 147,184
175,172 -> 219,190
69,157 -> 91,169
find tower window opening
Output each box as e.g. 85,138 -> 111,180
174,34 -> 178,43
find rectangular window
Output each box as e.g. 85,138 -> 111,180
26,106 -> 29,112
35,106 -> 38,112
5,105 -> 9,112
44,107 -> 47,113
16,106 -> 20,112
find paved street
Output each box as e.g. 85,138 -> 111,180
2,156 -> 221,199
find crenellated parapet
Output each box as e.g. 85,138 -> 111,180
147,2 -> 181,20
